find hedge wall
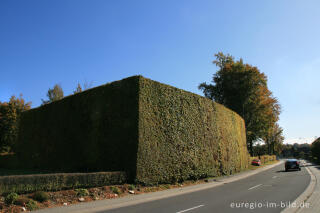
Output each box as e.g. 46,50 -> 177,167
16,75 -> 250,185
136,77 -> 249,184
16,76 -> 139,179
0,171 -> 126,194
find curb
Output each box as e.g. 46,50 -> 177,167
281,162 -> 317,213
35,161 -> 282,213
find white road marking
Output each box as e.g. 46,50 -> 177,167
248,184 -> 262,190
272,176 -> 277,179
176,205 -> 205,213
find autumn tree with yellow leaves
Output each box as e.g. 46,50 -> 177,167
199,52 -> 282,155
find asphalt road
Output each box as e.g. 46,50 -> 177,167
100,162 -> 310,213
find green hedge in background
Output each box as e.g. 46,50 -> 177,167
16,75 -> 250,185
0,171 -> 126,194
250,155 -> 276,165
136,77 -> 250,184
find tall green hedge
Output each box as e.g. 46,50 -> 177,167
16,75 -> 249,185
136,77 -> 249,184
16,76 -> 139,179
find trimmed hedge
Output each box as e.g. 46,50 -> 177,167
0,171 -> 126,194
0,154 -> 19,169
16,75 -> 250,185
136,77 -> 249,184
16,76 -> 139,179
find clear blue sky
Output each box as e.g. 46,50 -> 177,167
1,0 -> 319,141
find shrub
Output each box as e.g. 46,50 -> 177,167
14,197 -> 30,206
32,191 -> 49,202
110,186 -> 120,194
26,200 -> 38,211
128,185 -> 135,190
75,188 -> 89,197
4,192 -> 19,205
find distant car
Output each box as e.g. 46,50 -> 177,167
285,159 -> 301,172
252,159 -> 261,166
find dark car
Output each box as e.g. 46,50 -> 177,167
285,159 -> 301,172
252,159 -> 261,166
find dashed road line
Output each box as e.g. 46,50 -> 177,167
176,205 -> 205,213
248,184 -> 262,190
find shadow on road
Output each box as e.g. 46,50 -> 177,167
276,170 -> 294,173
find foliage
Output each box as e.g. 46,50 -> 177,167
128,184 -> 135,190
265,123 -> 284,155
73,81 -> 93,94
311,138 -> 320,162
250,155 -> 276,164
0,95 -> 31,152
75,188 -> 89,197
0,171 -> 126,194
32,191 -> 49,202
41,84 -> 64,104
73,83 -> 83,94
110,186 -> 120,194
16,76 -> 249,185
199,52 -> 281,155
17,76 -> 139,178
26,199 -> 38,210
14,197 -> 30,206
0,154 -> 19,169
137,76 -> 250,184
4,192 -> 19,205
281,143 -> 311,159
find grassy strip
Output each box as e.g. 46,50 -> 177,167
0,171 -> 126,195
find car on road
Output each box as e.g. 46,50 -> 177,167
251,159 -> 261,166
285,159 -> 301,172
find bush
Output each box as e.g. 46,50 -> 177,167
128,185 -> 135,190
26,200 -> 38,211
110,186 -> 120,194
32,191 -> 49,202
75,188 -> 89,197
0,171 -> 126,194
14,197 -> 30,206
4,192 -> 19,205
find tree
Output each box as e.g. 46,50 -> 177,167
42,84 -> 64,104
199,52 -> 281,155
0,95 -> 31,152
73,83 -> 83,94
73,81 -> 93,94
311,138 -> 320,162
265,123 -> 284,155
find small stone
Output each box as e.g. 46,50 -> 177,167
128,190 -> 135,194
63,202 -> 68,206
21,207 -> 27,212
78,197 -> 85,202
